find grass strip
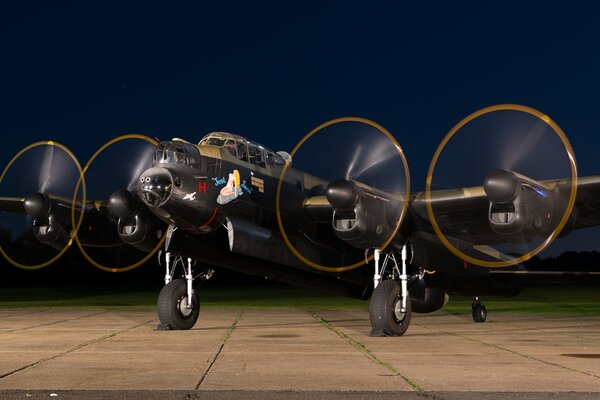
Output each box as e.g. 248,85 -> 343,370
0,284 -> 599,314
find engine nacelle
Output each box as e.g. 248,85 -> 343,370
24,193 -> 70,250
110,189 -> 166,252
484,170 -> 564,243
32,213 -> 71,250
410,285 -> 448,314
117,210 -> 165,252
326,180 -> 404,249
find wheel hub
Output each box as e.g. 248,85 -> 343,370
393,297 -> 406,322
177,295 -> 193,318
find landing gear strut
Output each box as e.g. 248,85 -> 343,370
369,245 -> 413,337
472,296 -> 487,323
156,252 -> 214,330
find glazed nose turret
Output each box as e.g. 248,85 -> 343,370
137,167 -> 173,207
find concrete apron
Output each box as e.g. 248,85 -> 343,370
0,309 -> 599,392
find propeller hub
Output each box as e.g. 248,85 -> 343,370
23,192 -> 51,218
484,170 -> 519,204
109,189 -> 139,219
138,167 -> 173,207
326,180 -> 358,212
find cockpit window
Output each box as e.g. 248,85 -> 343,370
265,152 -> 274,166
256,149 -> 265,167
223,139 -> 237,157
248,145 -> 266,167
236,142 -> 248,161
206,137 -> 227,147
199,132 -> 283,168
248,145 -> 257,165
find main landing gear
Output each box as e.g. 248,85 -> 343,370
156,252 -> 214,330
472,296 -> 487,323
369,246 -> 413,337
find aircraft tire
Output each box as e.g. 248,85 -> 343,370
472,302 -> 487,323
157,279 -> 200,330
369,279 -> 412,336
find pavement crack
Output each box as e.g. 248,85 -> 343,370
0,318 -> 154,380
0,310 -> 109,333
310,312 -> 429,394
195,310 -> 244,389
416,321 -> 600,380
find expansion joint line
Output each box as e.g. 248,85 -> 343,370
491,317 -> 600,345
0,318 -> 154,380
196,310 -> 244,389
416,322 -> 600,380
310,312 -> 427,393
0,310 -> 109,334
0,309 -> 46,319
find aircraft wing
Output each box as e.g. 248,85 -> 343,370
0,194 -> 109,216
302,195 -> 333,222
0,188 -> 166,254
409,186 -> 498,243
0,196 -> 26,215
303,174 -> 600,249
567,176 -> 600,229
0,193 -> 122,248
410,175 -> 600,245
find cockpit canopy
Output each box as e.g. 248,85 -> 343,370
199,132 -> 289,168
153,140 -> 200,167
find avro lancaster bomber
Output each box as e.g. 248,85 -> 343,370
2,109 -> 600,336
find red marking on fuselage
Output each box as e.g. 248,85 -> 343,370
198,207 -> 218,228
198,181 -> 207,194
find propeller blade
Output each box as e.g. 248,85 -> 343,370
73,134 -> 164,273
426,105 -> 577,268
38,144 -> 54,192
0,141 -> 82,270
277,117 -> 410,272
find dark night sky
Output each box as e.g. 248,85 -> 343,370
1,1 -> 600,257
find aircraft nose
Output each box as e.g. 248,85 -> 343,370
138,167 -> 173,207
